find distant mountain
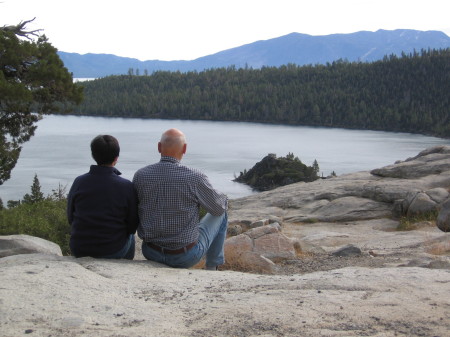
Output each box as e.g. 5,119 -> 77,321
59,29 -> 450,78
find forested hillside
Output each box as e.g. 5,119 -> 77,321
73,49 -> 450,137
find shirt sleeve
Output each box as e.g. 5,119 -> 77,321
196,173 -> 228,216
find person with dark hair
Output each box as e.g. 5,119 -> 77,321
67,135 -> 138,259
90,135 -> 120,165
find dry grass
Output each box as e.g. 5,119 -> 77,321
396,211 -> 450,256
397,211 -> 439,231
426,241 -> 450,255
424,235 -> 450,255
193,245 -> 267,273
192,259 -> 205,269
292,240 -> 315,258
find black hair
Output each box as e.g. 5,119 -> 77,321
90,135 -> 120,165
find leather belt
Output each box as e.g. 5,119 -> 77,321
146,241 -> 197,255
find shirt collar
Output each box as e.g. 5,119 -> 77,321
160,156 -> 180,164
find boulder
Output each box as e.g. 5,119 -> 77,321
224,233 -> 253,252
401,188 -> 449,217
224,224 -> 296,273
245,225 -> 279,239
223,235 -> 276,273
228,220 -> 252,232
249,219 -> 269,228
406,192 -> 437,216
227,224 -> 243,237
227,219 -> 283,237
0,235 -> 62,258
302,196 -> 392,222
426,260 -> 450,269
437,198 -> 450,232
426,187 -> 449,204
332,244 -> 362,257
370,145 -> 450,179
236,251 -> 276,274
252,229 -> 294,260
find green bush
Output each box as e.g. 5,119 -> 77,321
0,199 -> 70,255
397,210 -> 439,231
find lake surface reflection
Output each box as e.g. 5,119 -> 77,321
1,115 -> 449,202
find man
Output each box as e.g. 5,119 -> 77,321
133,128 -> 228,270
67,135 -> 138,259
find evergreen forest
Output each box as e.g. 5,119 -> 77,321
73,49 -> 450,137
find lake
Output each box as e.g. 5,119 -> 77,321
1,115 -> 449,202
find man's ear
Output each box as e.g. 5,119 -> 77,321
158,142 -> 162,154
182,143 -> 187,154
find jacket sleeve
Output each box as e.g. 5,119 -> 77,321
126,185 -> 139,235
66,180 -> 78,225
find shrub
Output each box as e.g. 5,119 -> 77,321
0,199 -> 70,255
397,210 -> 439,231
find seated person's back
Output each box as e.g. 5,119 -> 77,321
67,135 -> 138,259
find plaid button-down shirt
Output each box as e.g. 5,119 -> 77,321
133,156 -> 228,249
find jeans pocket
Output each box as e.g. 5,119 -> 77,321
168,245 -> 203,268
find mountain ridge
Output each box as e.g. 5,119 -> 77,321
59,29 -> 450,78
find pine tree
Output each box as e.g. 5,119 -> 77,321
312,159 -> 320,175
23,174 -> 44,204
0,19 -> 83,185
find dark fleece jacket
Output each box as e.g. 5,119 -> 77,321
67,165 -> 138,257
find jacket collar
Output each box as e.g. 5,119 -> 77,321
89,165 -> 122,175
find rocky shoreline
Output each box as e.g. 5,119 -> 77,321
218,145 -> 450,275
229,146 -> 450,223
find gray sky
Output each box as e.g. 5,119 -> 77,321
1,0 -> 449,61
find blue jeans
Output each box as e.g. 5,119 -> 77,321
100,234 -> 135,260
142,212 -> 228,269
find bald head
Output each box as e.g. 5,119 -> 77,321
158,128 -> 187,160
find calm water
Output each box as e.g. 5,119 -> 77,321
1,115 -> 449,202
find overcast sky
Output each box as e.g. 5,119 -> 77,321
1,0 -> 450,61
